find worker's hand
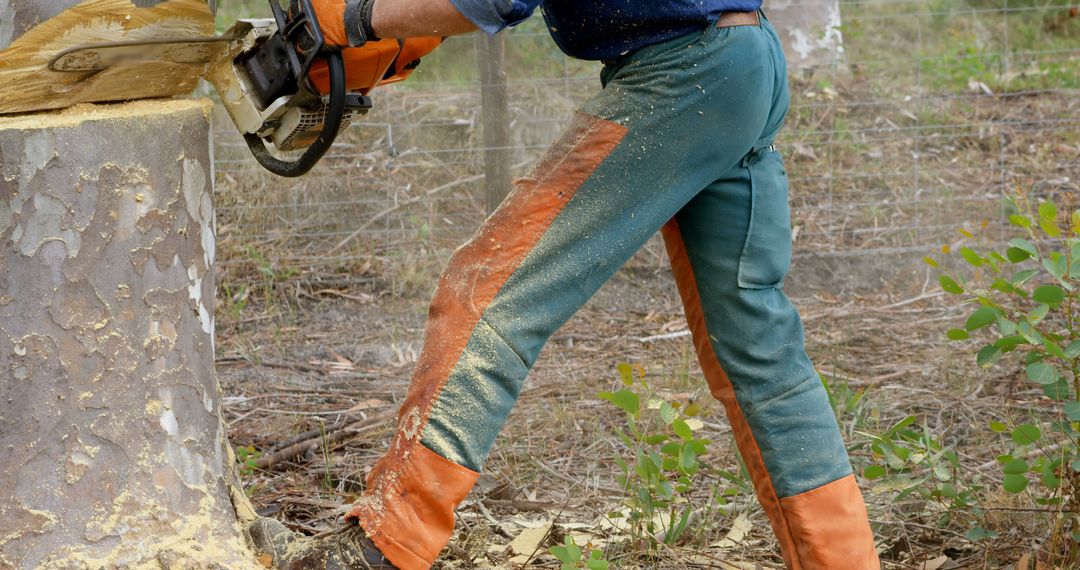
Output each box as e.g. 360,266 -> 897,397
308,0 -> 377,47
246,517 -> 397,569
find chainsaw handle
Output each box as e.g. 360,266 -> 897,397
272,0 -> 324,81
243,50 -> 346,177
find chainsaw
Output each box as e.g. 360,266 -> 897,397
48,0 -> 440,177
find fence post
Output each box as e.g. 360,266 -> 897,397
476,32 -> 512,213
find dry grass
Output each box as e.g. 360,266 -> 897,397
213,253 -> 1043,568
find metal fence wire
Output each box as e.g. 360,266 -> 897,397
211,0 -> 1080,296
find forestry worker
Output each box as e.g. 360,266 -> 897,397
247,1 -> 881,568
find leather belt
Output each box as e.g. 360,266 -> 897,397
600,12 -> 761,66
716,10 -> 761,28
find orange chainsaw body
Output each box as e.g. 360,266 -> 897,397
307,36 -> 442,95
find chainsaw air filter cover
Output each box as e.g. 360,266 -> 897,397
273,105 -> 359,151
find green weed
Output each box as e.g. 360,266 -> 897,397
598,363 -> 712,547
243,245 -> 299,309
220,283 -> 250,323
860,415 -> 982,528
822,373 -> 871,436
549,536 -> 609,570
236,444 -> 262,476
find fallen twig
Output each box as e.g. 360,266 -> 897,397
254,409 -> 396,470
637,330 -> 691,343
266,418 -> 346,455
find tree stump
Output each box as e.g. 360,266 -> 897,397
0,100 -> 257,568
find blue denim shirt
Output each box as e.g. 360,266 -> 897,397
448,0 -> 764,60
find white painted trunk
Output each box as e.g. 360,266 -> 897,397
766,0 -> 845,72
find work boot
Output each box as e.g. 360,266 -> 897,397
247,517 -> 397,569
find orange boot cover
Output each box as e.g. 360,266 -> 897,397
662,220 -> 878,569
346,440 -> 478,570
781,474 -> 879,568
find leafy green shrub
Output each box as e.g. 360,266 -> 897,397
549,536 -> 609,570
860,415 -> 981,529
933,190 -> 1080,563
598,363 -> 711,546
235,444 -> 262,475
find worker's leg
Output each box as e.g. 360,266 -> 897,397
661,171 -> 879,569
660,16 -> 878,570
335,16 -> 877,570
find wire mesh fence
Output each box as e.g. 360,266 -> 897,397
211,0 -> 1080,298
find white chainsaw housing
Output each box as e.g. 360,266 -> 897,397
207,19 -> 359,152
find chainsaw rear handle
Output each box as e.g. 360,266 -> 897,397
244,49 -> 346,177
272,0 -> 325,80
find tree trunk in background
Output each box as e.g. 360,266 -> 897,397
0,99 -> 258,570
766,0 -> 845,72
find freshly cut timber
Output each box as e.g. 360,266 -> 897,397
0,0 -> 216,114
48,35 -> 231,72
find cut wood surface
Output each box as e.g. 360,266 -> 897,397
0,0 -> 215,114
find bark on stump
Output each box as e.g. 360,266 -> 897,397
0,100 -> 257,569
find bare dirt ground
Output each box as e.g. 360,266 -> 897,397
216,244 -> 1019,568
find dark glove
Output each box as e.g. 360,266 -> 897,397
310,0 -> 378,47
247,517 -> 398,569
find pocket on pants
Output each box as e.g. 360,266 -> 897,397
737,147 -> 792,289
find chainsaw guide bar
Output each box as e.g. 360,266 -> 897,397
42,0 -> 439,178
48,36 -> 234,72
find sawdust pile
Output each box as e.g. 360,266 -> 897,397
0,98 -> 212,130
